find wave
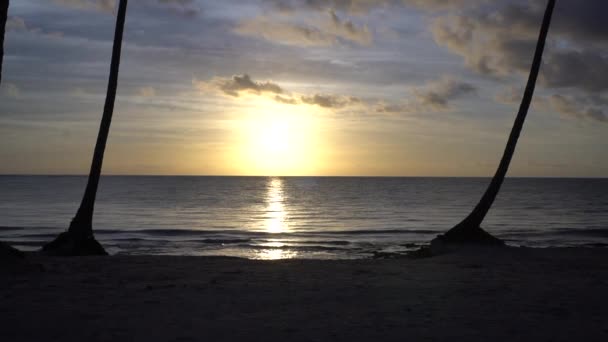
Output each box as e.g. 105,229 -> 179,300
268,239 -> 351,246
196,238 -> 251,244
92,228 -> 439,239
0,226 -> 25,231
234,243 -> 356,252
554,228 -> 608,238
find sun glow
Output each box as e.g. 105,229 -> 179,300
234,98 -> 324,176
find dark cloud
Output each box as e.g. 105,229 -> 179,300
551,0 -> 608,43
431,0 -> 608,118
274,95 -> 298,104
374,102 -> 411,114
375,77 -> 476,114
543,49 -> 608,92
413,78 -> 476,110
301,94 -> 361,108
194,74 -> 284,97
193,74 -> 368,109
432,0 -> 608,84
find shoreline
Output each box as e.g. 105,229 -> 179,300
4,238 -> 608,261
3,247 -> 608,341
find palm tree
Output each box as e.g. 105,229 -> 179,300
0,1 -> 21,259
435,0 -> 556,246
1,0 -> 8,84
43,0 -> 129,255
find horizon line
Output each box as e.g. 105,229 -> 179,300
1,174 -> 606,179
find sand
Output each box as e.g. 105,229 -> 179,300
1,247 -> 608,341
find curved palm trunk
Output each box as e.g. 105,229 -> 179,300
439,0 -> 556,245
0,2 -> 22,259
1,0 -> 8,84
43,0 -> 128,255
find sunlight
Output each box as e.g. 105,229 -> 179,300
233,97 -> 324,176
254,248 -> 298,260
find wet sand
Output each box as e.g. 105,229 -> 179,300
2,247 -> 608,341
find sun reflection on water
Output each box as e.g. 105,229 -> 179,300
265,177 -> 289,234
255,248 -> 297,260
256,177 -> 297,260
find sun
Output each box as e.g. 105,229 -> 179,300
257,121 -> 292,155
233,98 -> 323,176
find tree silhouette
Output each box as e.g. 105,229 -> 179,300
0,0 -> 8,84
0,0 -> 22,259
43,0 -> 129,255
436,0 -> 556,246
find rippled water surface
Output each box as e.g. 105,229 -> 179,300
1,176 -> 606,258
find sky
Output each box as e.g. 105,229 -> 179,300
0,0 -> 606,177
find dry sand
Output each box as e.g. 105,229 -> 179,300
1,247 -> 608,341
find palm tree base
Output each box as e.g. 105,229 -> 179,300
430,226 -> 504,255
42,231 -> 107,256
1,240 -> 24,260
441,225 -> 504,245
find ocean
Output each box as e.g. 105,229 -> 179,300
0,176 -> 606,259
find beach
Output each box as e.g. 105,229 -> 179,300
2,247 -> 608,341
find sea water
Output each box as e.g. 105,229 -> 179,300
0,176 -> 606,259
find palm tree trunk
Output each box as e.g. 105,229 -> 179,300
0,0 -> 8,84
440,0 -> 556,245
43,0 -> 129,255
0,1 -> 22,259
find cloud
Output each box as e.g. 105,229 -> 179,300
53,0 -> 200,17
193,74 -> 284,97
375,77 -> 476,114
402,0 -> 487,11
549,94 -> 607,123
494,85 -> 549,110
542,49 -> 608,93
53,0 -> 116,13
6,16 -> 64,38
266,0 -> 394,14
234,18 -> 337,47
301,94 -> 361,108
413,77 -> 476,110
266,0 -> 482,14
431,1 -> 608,91
274,95 -> 299,105
195,74 -> 476,114
193,74 -> 364,109
234,10 -> 372,47
327,10 -> 373,45
374,102 -> 412,114
429,0 -> 608,123
495,86 -> 522,105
